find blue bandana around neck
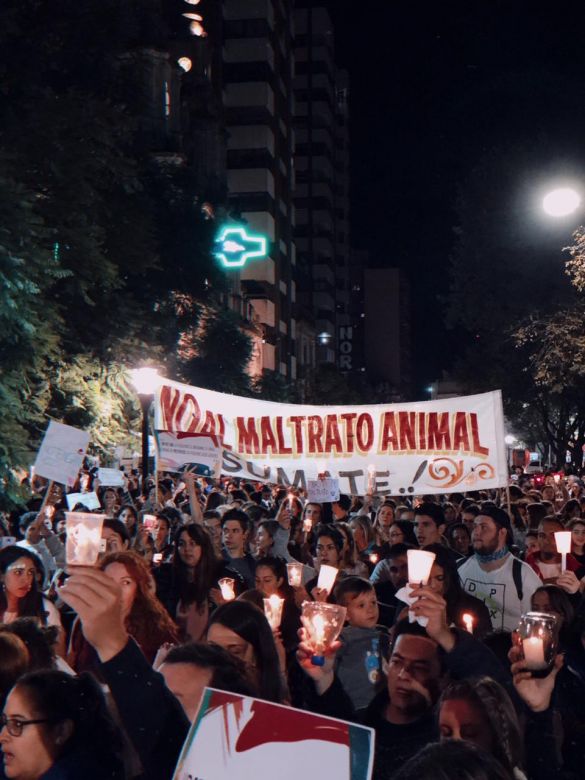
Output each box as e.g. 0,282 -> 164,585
475,546 -> 509,564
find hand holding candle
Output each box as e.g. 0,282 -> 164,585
218,577 -> 236,602
65,512 -> 105,566
516,611 -> 559,677
316,564 -> 338,595
287,562 -> 303,587
263,594 -> 284,630
554,531 -> 572,573
407,549 -> 436,586
301,601 -> 346,665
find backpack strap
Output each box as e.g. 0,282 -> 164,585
512,557 -> 523,601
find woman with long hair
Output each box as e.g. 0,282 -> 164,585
68,551 -> 178,673
207,600 -> 287,703
372,502 -> 396,548
254,556 -> 301,654
115,504 -> 139,539
568,517 -> 585,566
335,522 -> 369,577
0,670 -> 124,779
0,547 -> 61,632
438,677 -> 524,778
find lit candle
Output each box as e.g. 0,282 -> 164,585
313,613 -> 326,651
65,512 -> 105,566
554,531 -> 572,572
218,577 -> 236,601
369,553 -> 379,565
317,564 -> 338,595
303,516 -> 312,533
522,636 -> 547,670
407,549 -> 436,585
462,613 -> 474,634
287,562 -> 303,587
263,594 -> 284,630
301,602 -> 347,666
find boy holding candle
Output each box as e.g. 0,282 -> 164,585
333,576 -> 390,709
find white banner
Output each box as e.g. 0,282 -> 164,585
154,431 -> 222,476
34,421 -> 90,488
154,381 -> 508,496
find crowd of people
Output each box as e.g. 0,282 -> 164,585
1,466 -> 585,779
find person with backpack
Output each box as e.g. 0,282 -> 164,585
457,505 -> 541,633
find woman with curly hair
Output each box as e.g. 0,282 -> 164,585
68,551 -> 178,673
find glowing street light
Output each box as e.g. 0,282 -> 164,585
504,434 -> 517,446
542,188 -> 581,217
130,367 -> 162,493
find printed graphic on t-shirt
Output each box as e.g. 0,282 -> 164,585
462,578 -> 506,631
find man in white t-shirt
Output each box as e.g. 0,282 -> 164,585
458,505 -> 541,633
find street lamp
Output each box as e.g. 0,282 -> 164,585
130,367 -> 162,494
542,188 -> 581,217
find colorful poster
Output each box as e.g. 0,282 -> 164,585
173,689 -> 375,780
33,421 -> 90,487
155,431 -> 222,476
154,380 -> 508,495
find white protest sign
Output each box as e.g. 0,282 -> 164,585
173,688 -> 374,780
0,537 -> 16,549
307,477 -> 341,504
66,491 -> 101,511
34,421 -> 90,487
155,431 -> 222,476
97,468 -> 126,487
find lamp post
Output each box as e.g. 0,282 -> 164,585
542,188 -> 581,218
130,367 -> 162,495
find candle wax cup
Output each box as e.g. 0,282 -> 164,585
522,637 -> 547,670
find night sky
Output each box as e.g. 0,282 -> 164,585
319,1 -> 585,394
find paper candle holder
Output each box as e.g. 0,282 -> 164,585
407,549 -> 436,585
263,594 -> 285,630
301,601 -> 347,666
218,577 -> 236,601
287,562 -> 303,588
316,564 -> 338,595
516,611 -> 559,677
65,512 -> 106,567
554,531 -> 572,572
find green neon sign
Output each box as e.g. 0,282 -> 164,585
215,226 -> 268,268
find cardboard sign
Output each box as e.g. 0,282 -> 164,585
155,431 -> 222,476
97,468 -> 126,487
307,477 -> 341,504
173,688 -> 374,780
34,421 -> 89,487
65,491 -> 101,511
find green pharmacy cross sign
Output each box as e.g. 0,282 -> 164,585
215,226 -> 268,269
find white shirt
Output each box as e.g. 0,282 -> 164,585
458,553 -> 542,632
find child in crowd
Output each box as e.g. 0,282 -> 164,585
333,576 -> 390,710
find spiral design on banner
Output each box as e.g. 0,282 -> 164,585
427,458 -> 464,487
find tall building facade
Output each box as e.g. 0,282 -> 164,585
364,268 -> 412,398
293,6 -> 351,367
221,0 -> 297,379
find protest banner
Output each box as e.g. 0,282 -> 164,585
154,431 -> 222,476
97,468 -> 126,487
65,491 -> 101,511
33,421 -> 90,488
173,688 -> 374,780
155,380 -> 508,495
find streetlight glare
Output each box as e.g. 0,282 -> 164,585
542,187 -> 581,217
130,367 -> 162,395
504,434 -> 517,445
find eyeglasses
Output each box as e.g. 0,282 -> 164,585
0,714 -> 52,737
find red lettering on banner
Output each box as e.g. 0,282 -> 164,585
260,417 -> 278,454
159,386 -> 181,431
398,412 -> 417,450
340,413 -> 357,453
427,412 -> 451,450
175,393 -> 200,433
289,416 -> 305,454
452,412 -> 471,452
418,412 -> 427,449
379,412 -> 399,452
199,411 -> 217,436
324,415 -> 344,453
307,416 -> 324,454
275,417 -> 292,454
470,413 -> 489,456
356,413 -> 374,452
236,417 -> 260,454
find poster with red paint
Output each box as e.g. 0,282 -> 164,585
172,688 -> 375,780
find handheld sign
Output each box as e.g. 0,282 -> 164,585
307,477 -> 340,504
155,431 -> 222,476
34,421 -> 89,487
65,491 -> 101,511
97,468 -> 126,487
173,688 -> 374,780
